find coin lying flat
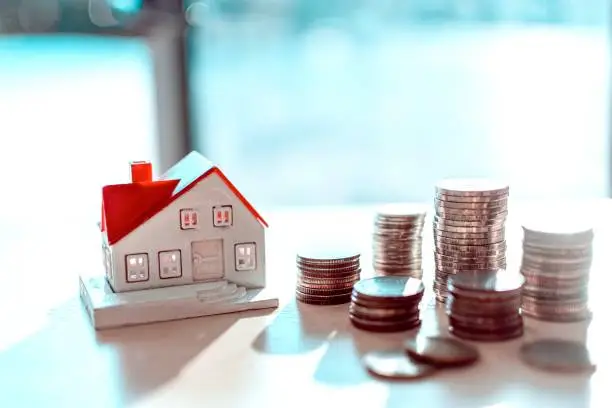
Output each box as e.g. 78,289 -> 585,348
404,335 -> 480,367
362,350 -> 437,380
520,339 -> 596,373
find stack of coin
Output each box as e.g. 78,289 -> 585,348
520,220 -> 594,321
447,269 -> 524,342
433,179 -> 509,302
349,276 -> 423,332
372,204 -> 428,278
295,250 -> 361,305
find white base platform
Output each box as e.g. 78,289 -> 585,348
79,275 -> 279,330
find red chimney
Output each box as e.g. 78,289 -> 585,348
130,161 -> 153,183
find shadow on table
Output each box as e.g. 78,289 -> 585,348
96,307 -> 275,406
382,319 -> 594,408
251,298 -> 424,386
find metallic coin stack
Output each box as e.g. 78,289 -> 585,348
433,179 -> 509,302
296,250 -> 361,305
349,276 -> 423,332
447,269 -> 524,342
372,204 -> 428,278
520,221 -> 594,321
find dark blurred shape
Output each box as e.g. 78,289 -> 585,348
0,0 -> 195,172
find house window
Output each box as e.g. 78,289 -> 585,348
125,253 -> 149,282
213,205 -> 233,227
180,208 -> 199,230
159,250 -> 182,279
235,242 -> 256,271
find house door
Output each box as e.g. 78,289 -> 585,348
191,239 -> 225,281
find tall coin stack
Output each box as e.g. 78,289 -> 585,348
447,269 -> 524,342
372,204 -> 428,278
295,250 -> 361,305
433,179 -> 509,302
520,220 -> 594,322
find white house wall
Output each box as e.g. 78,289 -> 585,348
108,173 -> 266,293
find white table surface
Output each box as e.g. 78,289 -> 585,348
0,202 -> 609,408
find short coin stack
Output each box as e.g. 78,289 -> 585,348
433,179 -> 509,302
350,276 -> 423,332
372,204 -> 428,278
520,220 -> 594,322
446,269 -> 524,342
296,250 -> 361,305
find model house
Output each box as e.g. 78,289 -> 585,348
100,151 -> 268,293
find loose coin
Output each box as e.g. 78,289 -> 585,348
520,339 -> 596,373
362,350 -> 437,380
403,335 -> 480,367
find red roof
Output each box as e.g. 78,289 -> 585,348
101,151 -> 268,245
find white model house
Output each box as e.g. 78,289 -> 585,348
79,151 -> 277,330
100,151 -> 268,292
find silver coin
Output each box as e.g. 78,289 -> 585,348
435,252 -> 505,262
522,285 -> 588,300
374,266 -> 423,274
434,215 -> 506,227
434,229 -> 506,240
435,179 -> 510,197
436,259 -> 506,271
435,206 -> 507,217
435,235 -> 505,246
437,212 -> 508,223
520,339 -> 596,373
374,258 -> 423,267
353,276 -> 425,300
435,192 -> 509,203
520,260 -> 592,275
520,267 -> 589,281
522,273 -> 589,287
435,241 -> 506,253
296,248 -> 361,264
448,268 -> 524,294
434,198 -> 508,210
433,222 -> 505,234
522,243 -> 592,258
362,350 -> 436,380
521,297 -> 591,322
521,252 -> 592,265
404,335 -> 480,367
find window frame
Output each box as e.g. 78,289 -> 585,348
125,253 -> 150,283
234,242 -> 257,271
158,249 -> 183,279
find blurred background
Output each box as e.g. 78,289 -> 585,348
0,0 -> 608,230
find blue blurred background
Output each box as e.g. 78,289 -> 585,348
0,0 -> 608,230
